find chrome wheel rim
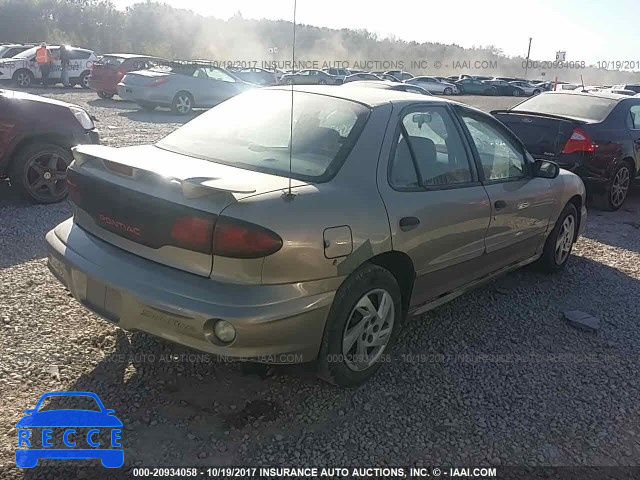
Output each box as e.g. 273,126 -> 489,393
25,151 -> 69,201
17,73 -> 30,87
176,95 -> 191,114
554,214 -> 576,265
342,289 -> 394,372
611,166 -> 630,208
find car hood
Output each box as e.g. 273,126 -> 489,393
16,409 -> 123,428
0,89 -> 77,109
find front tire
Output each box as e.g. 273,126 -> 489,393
444,87 -> 453,95
533,89 -> 541,95
538,203 -> 578,273
9,142 -> 73,204
317,264 -> 403,387
13,69 -> 34,88
512,89 -> 522,97
79,71 -> 90,89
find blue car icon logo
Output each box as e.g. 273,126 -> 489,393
16,391 -> 123,468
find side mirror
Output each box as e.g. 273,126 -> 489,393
532,159 -> 560,179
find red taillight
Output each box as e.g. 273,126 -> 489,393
170,216 -> 214,252
66,178 -> 81,204
562,128 -> 595,154
150,77 -> 169,87
213,218 -> 283,259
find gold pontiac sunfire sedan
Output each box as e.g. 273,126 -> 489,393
46,86 -> 587,386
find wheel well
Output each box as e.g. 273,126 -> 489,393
368,251 -> 415,316
622,157 -> 636,178
568,194 -> 583,239
5,134 -> 71,174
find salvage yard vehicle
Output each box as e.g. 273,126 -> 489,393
342,80 -> 432,95
0,43 -> 35,59
0,88 -> 99,203
406,76 -> 459,95
232,67 -> 280,86
88,54 -> 166,99
343,72 -> 382,83
454,77 -> 497,96
46,86 -> 586,386
509,81 -> 542,96
484,79 -> 525,96
117,61 -> 253,114
493,91 -> 640,210
279,69 -> 338,86
0,46 -> 98,88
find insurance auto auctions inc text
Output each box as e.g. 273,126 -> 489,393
208,59 -> 498,70
249,466 -> 497,478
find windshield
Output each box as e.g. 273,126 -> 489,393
512,93 -> 617,122
157,89 -> 370,182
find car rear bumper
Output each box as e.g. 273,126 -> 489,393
116,83 -> 167,104
45,218 -> 337,364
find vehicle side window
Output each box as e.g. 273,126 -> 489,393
390,107 -> 474,189
629,105 -> 640,130
67,49 -> 90,60
458,110 -> 527,181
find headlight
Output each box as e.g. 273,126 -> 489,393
69,107 -> 94,130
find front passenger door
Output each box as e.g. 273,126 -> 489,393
456,106 -> 557,268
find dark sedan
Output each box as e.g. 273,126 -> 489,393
455,78 -> 497,95
493,91 -> 640,210
279,69 -> 337,85
484,79 -> 525,96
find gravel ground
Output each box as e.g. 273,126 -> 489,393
1,88 -> 639,477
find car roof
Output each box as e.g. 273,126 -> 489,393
102,53 -> 161,59
270,84 -> 466,108
546,90 -> 632,101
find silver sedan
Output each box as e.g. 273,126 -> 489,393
406,76 -> 459,95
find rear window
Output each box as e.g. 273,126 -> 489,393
156,89 -> 370,182
512,93 -> 618,122
98,55 -> 126,66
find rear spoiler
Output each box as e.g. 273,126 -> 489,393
71,145 -> 257,196
491,110 -> 588,124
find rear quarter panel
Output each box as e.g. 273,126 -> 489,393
218,104 -> 395,285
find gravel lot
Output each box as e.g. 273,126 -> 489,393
1,88 -> 639,476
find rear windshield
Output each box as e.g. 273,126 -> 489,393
97,55 -> 125,66
157,89 -> 370,182
512,93 -> 617,122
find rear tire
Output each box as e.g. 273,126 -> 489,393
172,91 -> 194,115
79,71 -> 90,89
317,264 -> 403,387
97,91 -> 114,99
599,162 -> 632,211
9,142 -> 73,204
538,203 -> 578,273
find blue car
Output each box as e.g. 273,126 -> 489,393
15,391 -> 123,468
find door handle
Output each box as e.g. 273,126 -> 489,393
494,200 -> 508,210
399,216 -> 420,231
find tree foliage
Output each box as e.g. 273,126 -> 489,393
0,0 -> 638,83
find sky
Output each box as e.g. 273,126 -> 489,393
112,0 -> 639,65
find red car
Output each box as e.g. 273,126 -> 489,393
88,54 -> 165,99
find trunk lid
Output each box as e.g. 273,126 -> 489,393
68,144 -> 306,277
121,69 -> 171,86
492,110 -> 583,158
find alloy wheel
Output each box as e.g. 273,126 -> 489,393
610,166 -> 630,208
17,72 -> 31,87
342,289 -> 395,372
25,151 -> 69,202
176,95 -> 192,114
554,214 -> 575,265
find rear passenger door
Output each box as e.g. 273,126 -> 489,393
455,106 -> 556,268
624,102 -> 640,177
378,104 -> 492,309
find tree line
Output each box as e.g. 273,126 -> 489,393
1,0 -> 638,84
